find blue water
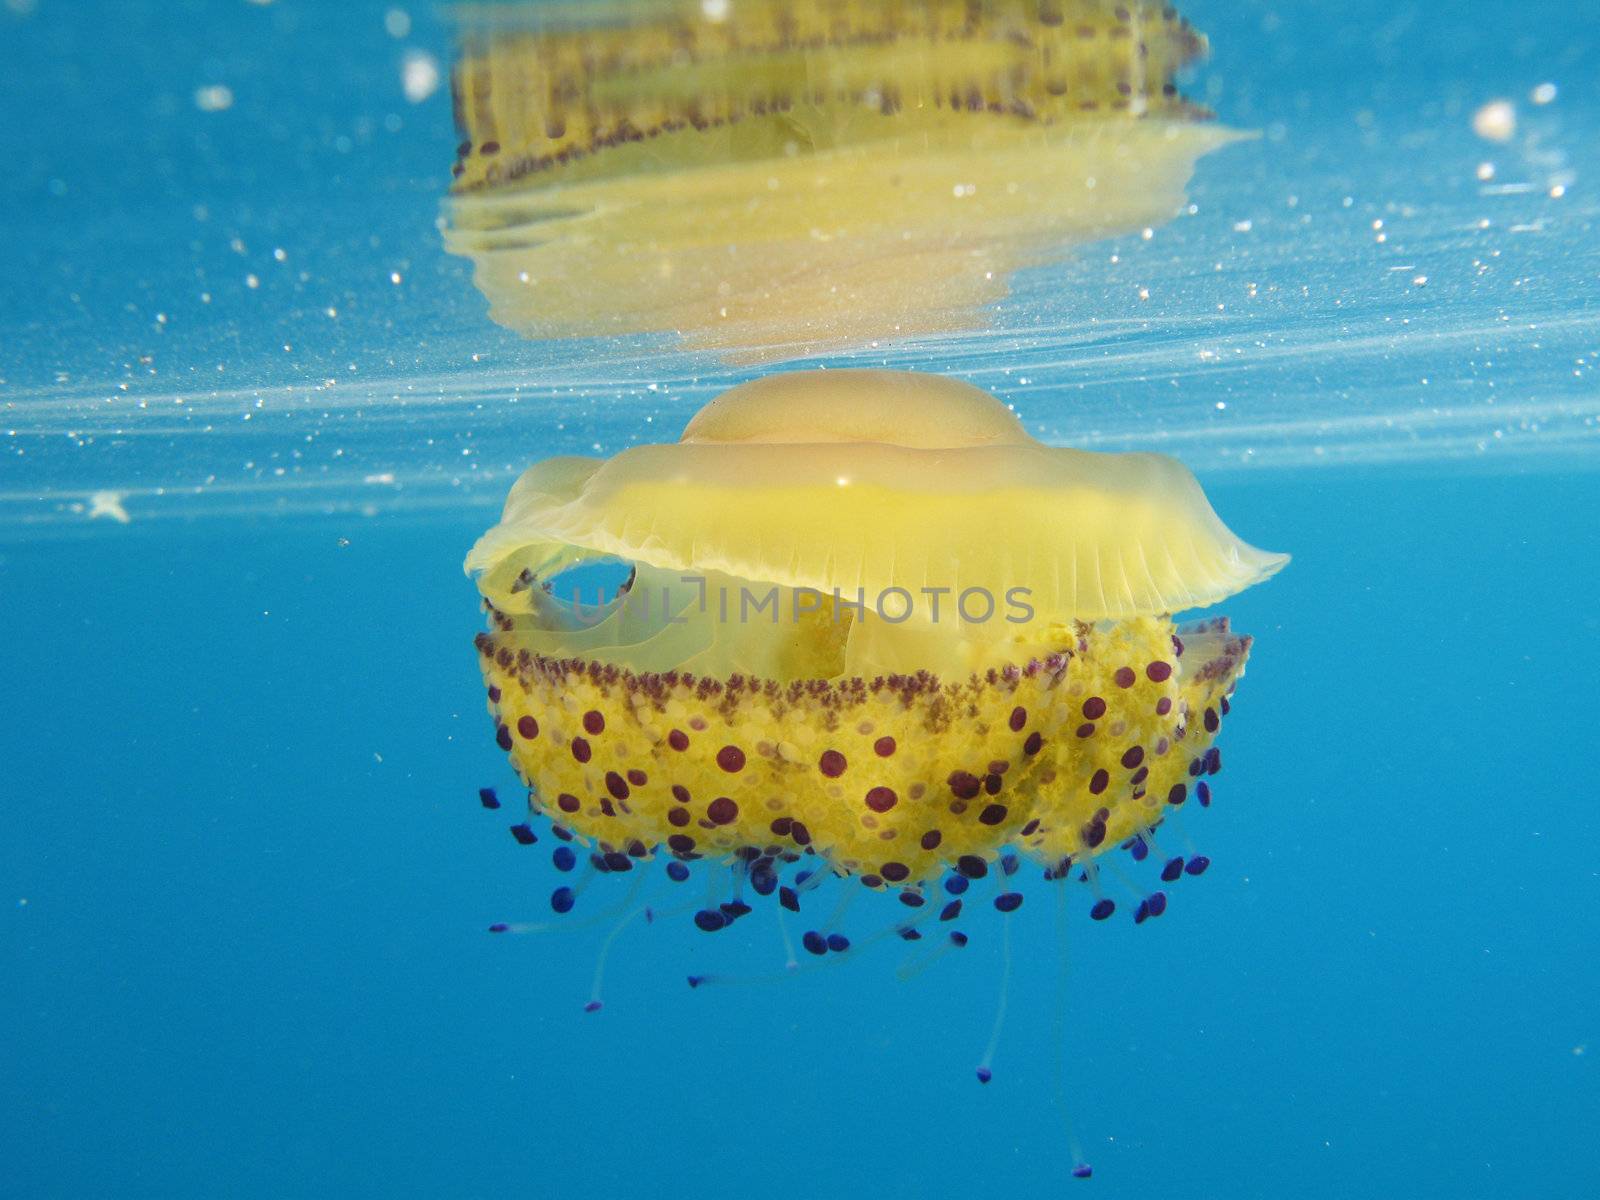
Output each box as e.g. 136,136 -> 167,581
3,2 -> 1598,1197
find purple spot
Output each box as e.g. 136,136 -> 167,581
948,771 -> 982,800
478,787 -> 501,809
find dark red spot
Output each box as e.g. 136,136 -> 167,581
920,829 -> 943,850
557,793 -> 580,814
865,787 -> 898,813
516,715 -> 539,739
819,750 -> 847,777
1076,723 -> 1095,738
707,797 -> 739,825
717,746 -> 746,773
1083,696 -> 1107,719
1167,783 -> 1188,806
668,807 -> 690,827
1009,706 -> 1027,732
1156,697 -> 1173,716
1114,667 -> 1136,688
1089,769 -> 1109,795
948,771 -> 982,800
1147,661 -> 1173,682
1121,746 -> 1145,769
671,784 -> 690,803
667,729 -> 690,751
667,833 -> 695,854
1204,707 -> 1220,732
570,737 -> 591,763
627,769 -> 647,787
978,804 -> 1008,826
605,771 -> 630,800
880,862 -> 910,883
1023,732 -> 1043,756
874,737 -> 897,757
495,725 -> 512,751
583,711 -> 605,735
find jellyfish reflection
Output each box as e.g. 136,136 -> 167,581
443,0 -> 1245,362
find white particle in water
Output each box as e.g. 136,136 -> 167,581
402,50 -> 440,103
1471,100 -> 1516,143
194,84 -> 234,112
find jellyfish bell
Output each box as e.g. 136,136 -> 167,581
468,368 -> 1285,900
443,0 -> 1249,363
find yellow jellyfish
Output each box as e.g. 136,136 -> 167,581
443,0 -> 1247,363
467,369 -> 1285,927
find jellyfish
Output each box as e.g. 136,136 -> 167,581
468,368 -> 1285,1172
470,365 -> 1282,922
443,0 -> 1247,362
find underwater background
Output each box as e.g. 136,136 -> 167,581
2,1 -> 1597,1197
